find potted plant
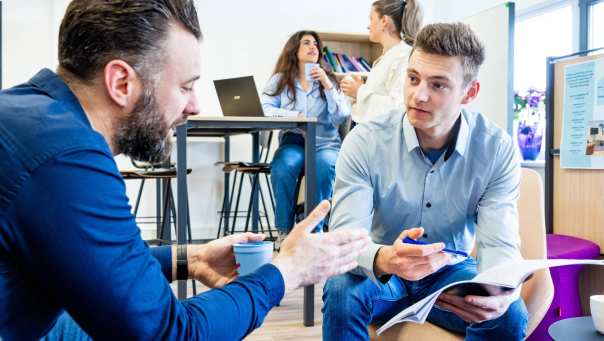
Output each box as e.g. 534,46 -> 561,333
514,88 -> 545,161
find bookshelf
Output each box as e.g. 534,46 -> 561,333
317,32 -> 381,79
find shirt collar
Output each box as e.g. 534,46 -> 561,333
28,68 -> 91,128
402,113 -> 421,152
402,110 -> 469,161
294,78 -> 319,93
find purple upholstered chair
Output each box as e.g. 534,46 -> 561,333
528,234 -> 601,340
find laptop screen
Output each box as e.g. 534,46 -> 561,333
213,76 -> 264,117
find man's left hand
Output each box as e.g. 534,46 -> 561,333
187,233 -> 265,288
436,288 -> 519,324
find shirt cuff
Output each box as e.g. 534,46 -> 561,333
149,245 -> 173,282
247,263 -> 285,308
357,241 -> 384,283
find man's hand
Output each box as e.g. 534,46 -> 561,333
374,227 -> 449,280
436,288 -> 519,324
186,232 -> 265,288
272,200 -> 370,291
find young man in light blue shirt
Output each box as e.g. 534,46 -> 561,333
322,22 -> 528,340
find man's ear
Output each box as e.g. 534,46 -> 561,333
103,60 -> 142,109
461,80 -> 480,105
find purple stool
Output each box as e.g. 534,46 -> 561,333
528,234 -> 600,341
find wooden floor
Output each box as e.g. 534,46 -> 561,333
245,283 -> 324,341
175,281 -> 325,341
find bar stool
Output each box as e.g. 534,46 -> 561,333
120,160 -> 197,293
216,131 -> 277,239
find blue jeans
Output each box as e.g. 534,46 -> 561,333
322,258 -> 528,341
270,133 -> 338,233
39,312 -> 91,341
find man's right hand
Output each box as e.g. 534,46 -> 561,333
272,200 -> 370,291
374,227 -> 449,281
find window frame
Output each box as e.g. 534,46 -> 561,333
513,0 -> 577,162
581,0 -> 604,49
514,1 -> 577,93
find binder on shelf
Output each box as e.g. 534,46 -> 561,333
323,45 -> 373,74
340,53 -> 362,72
333,53 -> 346,72
322,46 -> 339,72
358,57 -> 372,71
349,56 -> 366,72
354,56 -> 371,72
322,54 -> 334,73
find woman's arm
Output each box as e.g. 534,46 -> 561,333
353,55 -> 408,123
261,74 -> 301,117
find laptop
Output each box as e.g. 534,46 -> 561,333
213,76 -> 264,117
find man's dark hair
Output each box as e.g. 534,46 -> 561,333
58,0 -> 201,82
412,22 -> 485,86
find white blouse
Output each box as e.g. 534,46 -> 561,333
351,41 -> 412,123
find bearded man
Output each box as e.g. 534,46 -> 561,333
0,1 -> 368,340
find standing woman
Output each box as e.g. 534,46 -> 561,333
262,30 -> 350,244
341,0 -> 422,123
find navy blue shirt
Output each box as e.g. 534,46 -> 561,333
0,69 -> 284,340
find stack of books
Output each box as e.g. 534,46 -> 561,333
322,46 -> 372,73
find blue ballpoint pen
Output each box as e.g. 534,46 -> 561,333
402,237 -> 469,257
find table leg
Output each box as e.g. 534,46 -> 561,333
223,136 -> 230,236
156,179 -> 162,237
176,124 -> 188,299
251,132 -> 260,233
303,122 -> 317,327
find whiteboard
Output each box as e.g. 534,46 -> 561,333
462,2 -> 514,134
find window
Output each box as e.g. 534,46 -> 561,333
514,4 -> 573,92
589,0 -> 604,49
513,3 -> 574,161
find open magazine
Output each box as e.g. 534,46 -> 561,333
376,259 -> 604,335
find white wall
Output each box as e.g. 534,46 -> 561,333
3,0 -> 56,88
8,0 -> 434,239
425,0 -> 550,182
3,0 -> 552,239
426,0 -> 551,22
190,0 -> 381,239
195,0 -> 375,116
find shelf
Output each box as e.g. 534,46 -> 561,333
317,32 -> 372,43
318,31 -> 382,65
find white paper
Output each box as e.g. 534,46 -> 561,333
376,259 -> 604,335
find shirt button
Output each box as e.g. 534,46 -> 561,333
426,202 -> 432,208
430,170 -> 435,174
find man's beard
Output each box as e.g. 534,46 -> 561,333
115,87 -> 174,164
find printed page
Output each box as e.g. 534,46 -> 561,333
377,259 -> 604,335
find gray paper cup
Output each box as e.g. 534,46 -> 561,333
305,63 -> 318,81
233,241 -> 274,276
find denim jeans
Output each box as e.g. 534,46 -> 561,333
270,133 -> 338,233
39,312 -> 91,341
322,258 -> 528,341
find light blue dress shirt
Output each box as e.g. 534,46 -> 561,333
261,73 -> 350,151
329,109 -> 523,281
